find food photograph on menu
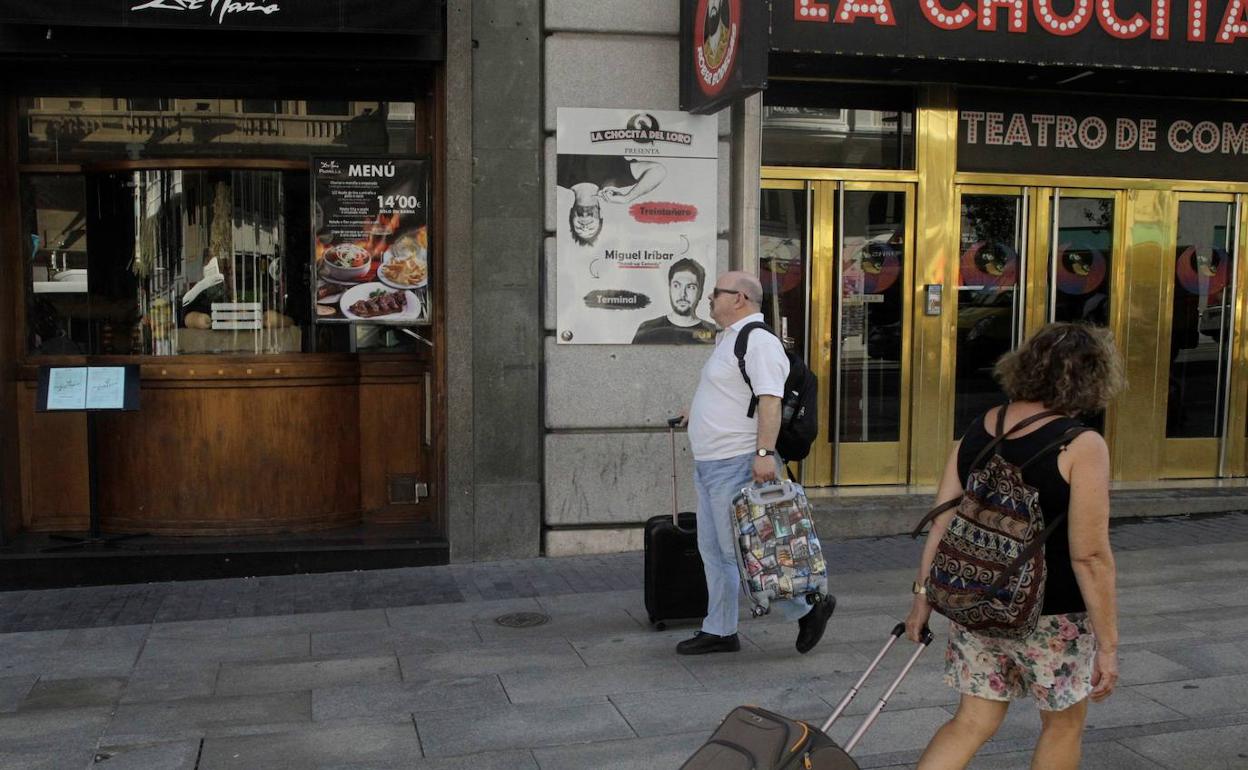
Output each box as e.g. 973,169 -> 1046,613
312,158 -> 431,325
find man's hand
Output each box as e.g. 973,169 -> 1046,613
751,454 -> 777,484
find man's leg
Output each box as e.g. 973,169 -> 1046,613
694,455 -> 753,637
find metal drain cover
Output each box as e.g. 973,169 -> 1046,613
494,611 -> 551,628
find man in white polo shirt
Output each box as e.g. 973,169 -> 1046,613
676,270 -> 835,655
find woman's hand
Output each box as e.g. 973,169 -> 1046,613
1090,647 -> 1119,702
905,594 -> 932,643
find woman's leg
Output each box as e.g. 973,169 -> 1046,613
1030,698 -> 1088,770
916,694 -> 1009,770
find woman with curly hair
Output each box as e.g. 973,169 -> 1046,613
905,322 -> 1127,770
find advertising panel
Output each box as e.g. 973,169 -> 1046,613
556,108 -> 719,345
312,158 -> 430,325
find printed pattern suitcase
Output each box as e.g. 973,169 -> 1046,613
731,480 -> 828,616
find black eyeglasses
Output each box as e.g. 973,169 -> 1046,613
711,288 -> 742,299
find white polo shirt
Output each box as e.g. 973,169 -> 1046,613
688,313 -> 789,461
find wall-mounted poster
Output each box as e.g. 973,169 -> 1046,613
312,158 -> 430,325
556,108 -> 718,345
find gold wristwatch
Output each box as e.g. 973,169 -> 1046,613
911,581 -> 927,596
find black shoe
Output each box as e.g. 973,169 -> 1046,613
795,594 -> 836,654
676,631 -> 741,655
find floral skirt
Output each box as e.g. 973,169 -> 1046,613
944,613 -> 1097,712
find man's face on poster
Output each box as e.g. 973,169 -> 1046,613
670,270 -> 701,317
570,202 -> 602,244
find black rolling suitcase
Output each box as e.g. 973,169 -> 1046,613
643,417 -> 707,630
680,623 -> 935,769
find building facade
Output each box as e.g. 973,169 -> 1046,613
4,1 -> 1248,581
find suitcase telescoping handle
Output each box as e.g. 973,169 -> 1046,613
667,417 -> 688,530
821,622 -> 934,753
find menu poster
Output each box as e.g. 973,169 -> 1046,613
556,108 -> 718,345
312,158 -> 431,326
46,367 -> 88,411
37,365 -> 140,412
85,367 -> 126,410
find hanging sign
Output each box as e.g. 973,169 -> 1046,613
958,90 -> 1248,181
312,158 -> 430,325
556,108 -> 719,345
680,0 -> 770,115
772,0 -> 1248,74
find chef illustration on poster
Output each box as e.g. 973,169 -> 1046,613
556,108 -> 718,344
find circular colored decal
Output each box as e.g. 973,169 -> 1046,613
693,0 -> 742,98
759,237 -> 804,294
1175,246 -> 1230,297
959,241 -> 1019,288
1054,246 -> 1108,296
858,241 -> 901,294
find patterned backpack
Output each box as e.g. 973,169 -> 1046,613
912,408 -> 1091,639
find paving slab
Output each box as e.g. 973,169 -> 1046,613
411,750 -> 539,769
1130,674 -> 1248,718
0,705 -> 112,750
399,638 -> 584,679
0,675 -> 37,713
215,656 -> 400,696
138,633 -> 310,666
197,720 -> 422,770
20,676 -> 126,711
6,646 -> 140,681
1120,724 -> 1248,769
1117,648 -> 1200,685
530,730 -> 708,769
0,745 -> 96,770
61,625 -> 150,649
936,739 -> 1168,770
103,692 -> 311,743
610,684 -> 833,738
825,705 -> 954,756
311,626 -> 481,658
678,645 -> 874,692
386,597 -> 546,628
415,701 -> 635,757
570,627 -> 711,666
88,739 -> 202,770
472,607 -> 647,643
500,659 -> 701,704
121,661 -> 220,704
312,675 -> 509,721
1143,639 -> 1248,678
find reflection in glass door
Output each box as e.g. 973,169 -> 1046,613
1162,196 -> 1239,477
953,190 -> 1026,435
833,183 -> 912,484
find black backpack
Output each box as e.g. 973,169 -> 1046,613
734,321 -> 819,462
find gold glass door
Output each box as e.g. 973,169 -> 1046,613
952,187 -> 1027,435
1159,194 -> 1241,477
805,181 -> 914,485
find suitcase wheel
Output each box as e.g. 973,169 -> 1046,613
750,607 -> 766,618
654,621 -> 667,631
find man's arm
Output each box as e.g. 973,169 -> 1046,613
752,395 -> 782,483
599,161 -> 666,203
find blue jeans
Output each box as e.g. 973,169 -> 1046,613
694,453 -> 812,637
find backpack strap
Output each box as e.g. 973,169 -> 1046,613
911,407 -> 1067,537
734,321 -> 773,418
987,425 -> 1095,593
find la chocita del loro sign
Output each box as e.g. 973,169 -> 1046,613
776,0 -> 1248,73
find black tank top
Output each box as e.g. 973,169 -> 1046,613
957,411 -> 1086,615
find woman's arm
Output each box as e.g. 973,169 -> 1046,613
904,440 -> 963,642
1064,431 -> 1119,701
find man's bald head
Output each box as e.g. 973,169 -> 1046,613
720,271 -> 763,306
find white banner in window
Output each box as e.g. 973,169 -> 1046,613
556,108 -> 718,345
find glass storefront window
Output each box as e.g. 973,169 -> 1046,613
19,97 -> 418,163
1169,201 -> 1236,439
762,83 -> 914,170
759,188 -> 809,358
954,194 -> 1024,434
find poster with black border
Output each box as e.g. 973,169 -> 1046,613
556,108 -> 719,345
312,157 -> 430,326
